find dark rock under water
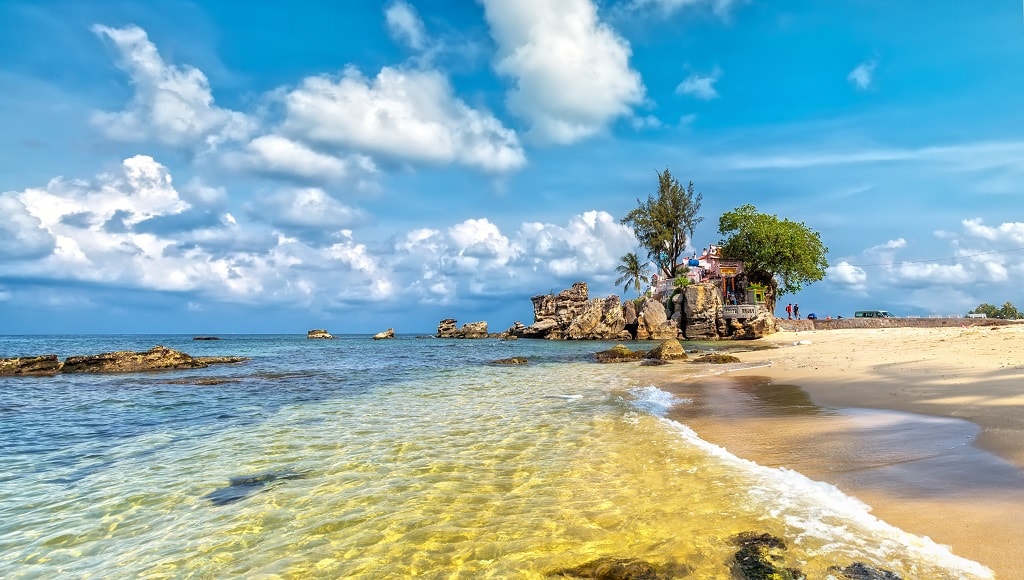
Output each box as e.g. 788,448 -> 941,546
204,470 -> 309,506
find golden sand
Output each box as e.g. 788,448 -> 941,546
635,324 -> 1024,578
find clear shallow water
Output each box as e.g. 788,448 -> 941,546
0,335 -> 992,578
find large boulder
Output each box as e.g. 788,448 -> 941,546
372,328 -> 395,340
645,339 -> 687,361
682,283 -> 724,339
437,319 -> 489,339
519,282 -> 592,339
566,295 -> 629,340
0,354 -> 62,376
730,312 -> 778,340
62,346 -> 207,374
307,329 -> 334,339
637,298 -> 679,340
731,532 -> 804,580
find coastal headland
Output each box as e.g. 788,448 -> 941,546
634,324 -> 1024,577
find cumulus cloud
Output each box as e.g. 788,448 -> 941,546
223,135 -> 377,182
0,195 -> 55,260
91,24 -> 254,149
961,217 -> 1024,244
827,261 -> 867,288
247,187 -> 367,233
386,0 -> 428,50
847,59 -> 877,90
676,68 -> 722,100
481,0 -> 644,144
280,66 -> 525,172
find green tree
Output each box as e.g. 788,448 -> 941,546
968,302 -> 1022,319
614,252 -> 650,298
717,204 -> 828,311
621,168 -> 703,279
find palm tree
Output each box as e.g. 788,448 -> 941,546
615,252 -> 650,298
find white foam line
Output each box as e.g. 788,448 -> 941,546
659,416 -> 994,579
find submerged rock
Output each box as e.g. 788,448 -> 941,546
0,354 -> 62,376
204,470 -> 309,506
165,377 -> 242,386
490,357 -> 528,365
195,356 -> 250,365
307,329 -> 334,339
372,328 -> 396,340
829,562 -> 902,580
192,336 -> 221,340
549,556 -> 691,579
731,532 -> 805,580
594,344 -> 646,363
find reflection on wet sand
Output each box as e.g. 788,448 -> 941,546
660,374 -> 1024,576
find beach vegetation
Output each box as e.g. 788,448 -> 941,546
968,302 -> 1023,319
615,252 -> 651,297
717,204 -> 828,311
621,168 -> 703,279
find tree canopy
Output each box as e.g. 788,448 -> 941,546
717,204 -> 828,308
620,168 -> 703,279
968,302 -> 1023,319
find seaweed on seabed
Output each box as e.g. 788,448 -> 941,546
548,556 -> 692,579
204,470 -> 309,506
730,532 -> 805,580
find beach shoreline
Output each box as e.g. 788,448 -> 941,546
631,324 -> 1024,578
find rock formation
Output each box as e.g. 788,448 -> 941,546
645,339 -> 687,361
636,296 -> 680,340
436,319 -> 489,339
0,354 -> 62,376
680,283 -> 725,339
372,328 -> 395,340
594,344 -> 646,363
307,329 -> 334,339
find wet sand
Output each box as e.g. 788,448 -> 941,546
635,324 -> 1024,578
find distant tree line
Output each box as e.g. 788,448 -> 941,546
968,302 -> 1023,319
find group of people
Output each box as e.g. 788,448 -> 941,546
785,303 -> 800,320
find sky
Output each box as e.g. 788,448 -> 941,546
2,0 -> 1024,334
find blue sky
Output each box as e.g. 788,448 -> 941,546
2,0 -> 1024,334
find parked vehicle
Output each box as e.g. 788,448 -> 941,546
854,310 -> 895,318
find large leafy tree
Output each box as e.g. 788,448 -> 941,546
717,204 -> 828,311
620,168 -> 703,279
615,252 -> 650,298
968,302 -> 1023,319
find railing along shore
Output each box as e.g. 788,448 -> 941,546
776,318 -> 1023,331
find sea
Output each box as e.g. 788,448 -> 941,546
0,334 -> 993,579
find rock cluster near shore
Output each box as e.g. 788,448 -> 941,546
307,329 -> 334,339
0,346 -> 249,376
436,281 -> 777,341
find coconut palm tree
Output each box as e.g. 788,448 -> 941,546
615,252 -> 650,298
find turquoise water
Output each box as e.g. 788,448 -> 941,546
0,335 -> 992,578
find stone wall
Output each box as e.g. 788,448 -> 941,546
776,318 -> 1021,332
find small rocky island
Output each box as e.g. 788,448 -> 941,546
437,281 -> 776,341
0,345 -> 249,377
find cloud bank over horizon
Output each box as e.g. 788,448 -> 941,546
2,1 -> 1023,332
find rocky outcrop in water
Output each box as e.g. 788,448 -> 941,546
515,282 -> 632,340
731,532 -> 805,580
645,339 -> 687,361
437,319 -> 489,339
372,328 -> 395,340
1,347 -> 249,376
0,354 -> 62,376
594,344 -> 646,363
307,329 -> 334,339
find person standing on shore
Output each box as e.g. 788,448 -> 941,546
794,304 -> 800,319
785,303 -> 793,319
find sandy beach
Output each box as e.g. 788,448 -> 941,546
638,324 -> 1024,578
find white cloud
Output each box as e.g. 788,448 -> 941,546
676,68 -> 721,100
281,66 -> 525,172
481,0 -> 644,144
627,0 -> 743,17
0,195 -> 55,259
868,238 -> 906,252
961,218 -> 1024,244
828,260 -> 867,287
386,1 -> 428,50
847,59 -> 877,90
224,135 -> 377,182
249,187 -> 367,231
91,24 -> 254,149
